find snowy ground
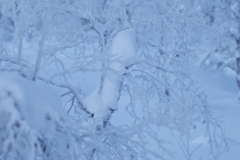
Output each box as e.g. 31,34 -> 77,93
192,69 -> 240,160
111,68 -> 240,160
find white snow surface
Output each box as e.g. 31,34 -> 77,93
190,69 -> 240,160
84,75 -> 121,113
109,28 -> 137,71
0,72 -> 65,138
111,68 -> 240,160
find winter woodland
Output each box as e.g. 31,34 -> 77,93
0,0 -> 239,159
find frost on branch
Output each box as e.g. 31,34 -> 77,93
83,28 -> 137,128
0,0 -> 231,159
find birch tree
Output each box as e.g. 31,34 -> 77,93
0,0 -> 229,159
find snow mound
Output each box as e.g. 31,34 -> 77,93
0,72 -> 65,136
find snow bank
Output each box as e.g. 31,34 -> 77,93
0,71 -> 99,159
0,71 -> 65,137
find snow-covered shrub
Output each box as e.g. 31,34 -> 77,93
0,0 -> 230,159
0,72 -> 91,160
0,72 -> 147,160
